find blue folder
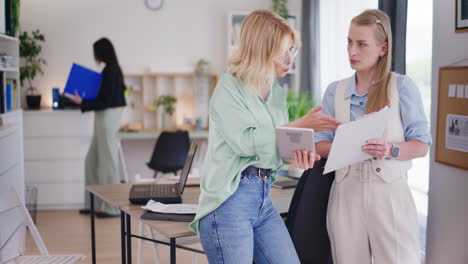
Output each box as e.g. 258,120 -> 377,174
64,63 -> 102,100
5,83 -> 12,112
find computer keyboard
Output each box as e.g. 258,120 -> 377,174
151,183 -> 179,197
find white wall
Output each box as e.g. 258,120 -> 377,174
20,0 -> 301,107
426,0 -> 468,263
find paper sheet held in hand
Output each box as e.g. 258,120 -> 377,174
324,107 -> 389,174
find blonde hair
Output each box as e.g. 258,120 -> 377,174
229,10 -> 301,96
351,9 -> 392,114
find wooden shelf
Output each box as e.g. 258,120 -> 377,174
145,72 -> 195,78
144,106 -> 157,112
118,129 -> 209,140
128,89 -> 142,93
124,73 -> 144,78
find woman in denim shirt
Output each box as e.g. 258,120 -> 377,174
315,9 -> 431,264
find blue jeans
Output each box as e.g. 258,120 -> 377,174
199,172 -> 300,264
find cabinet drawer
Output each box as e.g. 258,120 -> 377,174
25,160 -> 84,183
24,137 -> 91,160
23,111 -> 93,137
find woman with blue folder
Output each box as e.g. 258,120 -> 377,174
68,37 -> 126,217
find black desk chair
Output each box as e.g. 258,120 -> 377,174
147,130 -> 190,179
285,158 -> 335,264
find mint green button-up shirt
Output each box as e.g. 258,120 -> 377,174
189,73 -> 289,234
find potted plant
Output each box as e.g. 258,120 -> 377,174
155,95 -> 177,129
19,29 -> 46,109
286,90 -> 317,177
195,59 -> 209,75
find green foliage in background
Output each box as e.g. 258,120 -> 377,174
272,0 -> 289,18
287,90 -> 316,121
155,95 -> 177,116
11,0 -> 20,36
19,29 -> 46,92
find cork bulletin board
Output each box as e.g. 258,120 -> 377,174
435,66 -> 468,170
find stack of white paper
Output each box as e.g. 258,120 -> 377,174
324,107 -> 390,174
142,200 -> 198,214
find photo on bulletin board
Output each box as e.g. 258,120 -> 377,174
456,0 -> 468,32
436,66 -> 468,170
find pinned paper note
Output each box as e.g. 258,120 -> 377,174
448,84 -> 456,97
457,84 -> 465,98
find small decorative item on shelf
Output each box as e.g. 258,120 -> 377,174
155,95 -> 177,129
195,117 -> 202,131
52,88 -> 60,110
0,54 -> 15,68
195,59 -> 209,75
124,85 -> 132,98
19,29 -> 47,110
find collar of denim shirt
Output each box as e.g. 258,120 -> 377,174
344,73 -> 374,99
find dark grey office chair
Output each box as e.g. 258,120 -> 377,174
147,130 -> 190,179
285,158 -> 335,264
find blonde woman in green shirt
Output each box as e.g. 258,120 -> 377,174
191,10 -> 341,264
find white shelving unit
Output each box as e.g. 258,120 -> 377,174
0,33 -> 23,197
0,33 -> 26,260
226,11 -> 300,92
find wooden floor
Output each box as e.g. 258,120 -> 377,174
25,210 -> 208,264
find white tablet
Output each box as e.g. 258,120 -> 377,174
275,127 -> 315,162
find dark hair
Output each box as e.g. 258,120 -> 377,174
93,37 -> 118,64
93,37 -> 124,89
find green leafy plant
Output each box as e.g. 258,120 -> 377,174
10,0 -> 20,36
196,58 -> 209,75
19,29 -> 46,94
155,95 -> 177,116
287,90 -> 316,121
272,0 -> 289,18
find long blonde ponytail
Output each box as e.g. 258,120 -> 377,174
352,9 -> 393,114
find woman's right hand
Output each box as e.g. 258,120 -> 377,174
288,150 -> 321,169
305,105 -> 341,131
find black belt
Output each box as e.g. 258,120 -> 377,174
242,166 -> 272,178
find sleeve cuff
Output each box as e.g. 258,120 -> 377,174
252,124 -> 276,160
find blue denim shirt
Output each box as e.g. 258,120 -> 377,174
315,74 -> 432,145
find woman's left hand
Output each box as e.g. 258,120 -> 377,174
288,150 -> 321,169
65,92 -> 83,104
362,138 -> 391,160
